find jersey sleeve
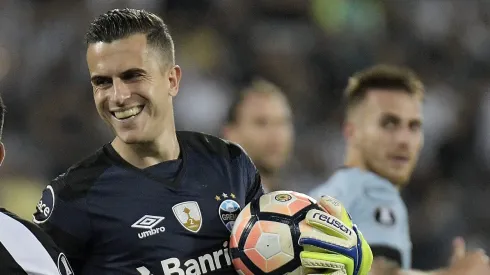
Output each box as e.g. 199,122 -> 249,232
33,175 -> 92,273
20,218 -> 75,275
308,179 -> 358,211
245,169 -> 263,204
350,184 -> 410,269
0,210 -> 75,275
235,144 -> 264,204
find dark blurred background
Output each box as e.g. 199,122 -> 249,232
0,0 -> 489,270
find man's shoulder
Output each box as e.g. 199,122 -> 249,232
327,168 -> 407,223
33,147 -> 111,224
1,208 -> 58,252
0,208 -> 24,224
311,168 -> 365,198
177,131 -> 260,199
177,131 -> 246,161
52,146 -> 112,192
0,208 -> 70,274
309,168 -> 400,205
2,208 -> 46,238
327,168 -> 397,192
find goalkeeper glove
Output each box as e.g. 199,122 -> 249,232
299,195 -> 373,275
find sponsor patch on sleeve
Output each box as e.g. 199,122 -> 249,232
33,185 -> 55,224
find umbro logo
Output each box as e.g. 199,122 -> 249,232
132,215 -> 166,239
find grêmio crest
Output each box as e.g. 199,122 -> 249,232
215,193 -> 241,232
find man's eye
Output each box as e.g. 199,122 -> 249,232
122,73 -> 143,81
410,122 -> 421,131
94,78 -> 112,86
382,120 -> 397,129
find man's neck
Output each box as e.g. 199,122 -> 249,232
112,130 -> 180,169
344,147 -> 366,170
344,148 -> 404,190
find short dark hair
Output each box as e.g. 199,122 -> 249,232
225,78 -> 286,125
0,95 -> 5,140
85,8 -> 175,65
345,64 -> 424,112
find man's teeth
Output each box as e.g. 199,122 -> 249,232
114,106 -> 143,119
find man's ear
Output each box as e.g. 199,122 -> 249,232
0,142 -> 6,166
343,120 -> 355,142
343,108 -> 362,147
168,65 -> 182,97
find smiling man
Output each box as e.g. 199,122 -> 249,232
31,8 -> 265,274
31,8 -> 371,275
310,64 -> 490,275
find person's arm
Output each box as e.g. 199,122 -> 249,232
228,141 -> 265,203
22,216 -> 75,275
378,238 -> 490,275
33,176 -> 92,273
399,271 -> 440,275
0,209 -> 75,275
308,171 -> 363,216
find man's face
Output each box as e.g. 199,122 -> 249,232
86,34 -> 181,144
349,89 -> 424,185
225,92 -> 294,174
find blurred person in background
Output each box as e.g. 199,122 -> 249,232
309,64 -> 490,275
0,96 -> 74,274
222,78 -> 294,192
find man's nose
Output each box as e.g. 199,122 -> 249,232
111,79 -> 131,105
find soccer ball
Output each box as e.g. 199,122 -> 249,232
229,191 -> 320,275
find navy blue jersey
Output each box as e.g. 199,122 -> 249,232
32,131 -> 264,275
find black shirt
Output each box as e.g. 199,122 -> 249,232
0,208 -> 74,275
33,131 -> 263,275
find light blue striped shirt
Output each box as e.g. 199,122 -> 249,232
309,168 -> 412,269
